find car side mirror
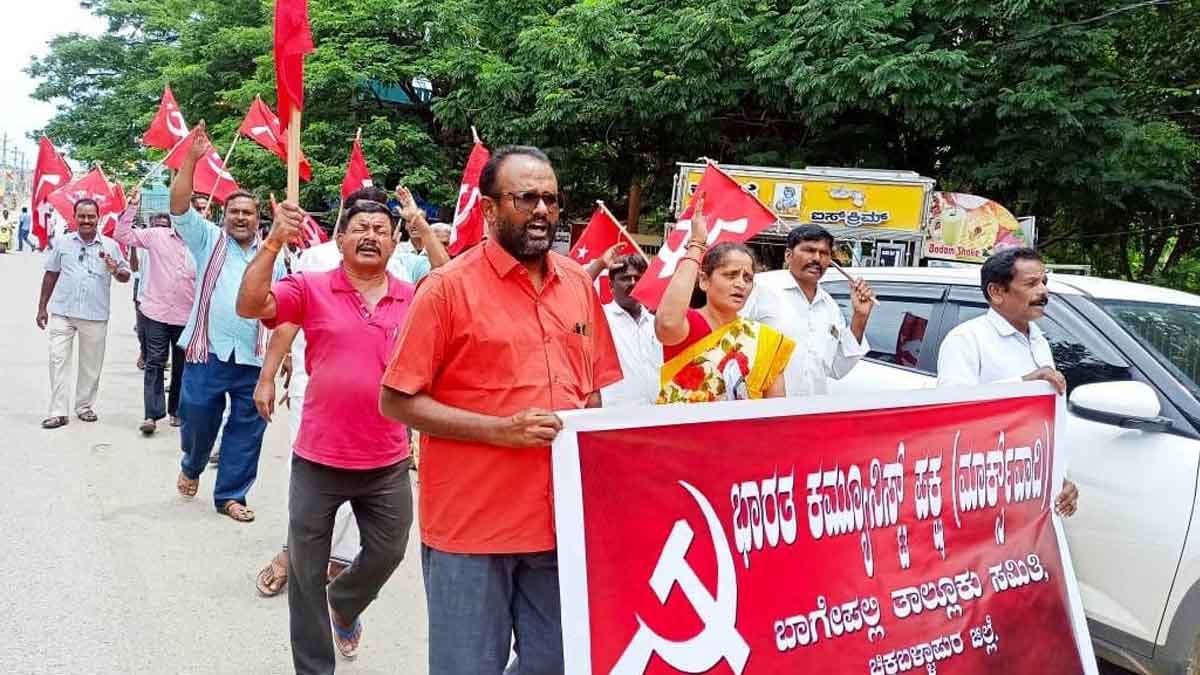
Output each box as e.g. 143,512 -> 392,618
1068,381 -> 1172,432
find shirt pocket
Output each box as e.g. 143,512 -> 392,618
557,331 -> 594,402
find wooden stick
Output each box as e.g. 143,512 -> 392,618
829,259 -> 880,305
596,200 -> 650,262
333,199 -> 345,237
206,132 -> 240,202
332,128 -> 362,236
287,107 -> 302,203
471,125 -> 481,145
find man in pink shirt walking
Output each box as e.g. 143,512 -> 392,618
237,199 -> 415,673
114,191 -> 197,434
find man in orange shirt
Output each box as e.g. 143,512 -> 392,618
381,146 -> 622,674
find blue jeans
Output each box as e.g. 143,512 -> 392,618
178,352 -> 266,510
422,546 -> 563,674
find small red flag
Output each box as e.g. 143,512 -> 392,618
340,137 -> 372,201
31,136 -> 73,249
239,96 -> 312,181
142,86 -> 190,150
164,127 -> 242,204
570,205 -> 643,303
274,0 -> 314,132
103,181 -> 128,238
447,140 -> 491,256
632,163 -> 778,310
45,168 -> 122,231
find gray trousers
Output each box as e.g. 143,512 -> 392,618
423,546 -> 563,675
288,455 -> 413,674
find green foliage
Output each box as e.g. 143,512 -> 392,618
28,0 -> 1200,286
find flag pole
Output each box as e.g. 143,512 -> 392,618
205,131 -> 241,207
471,125 -> 480,145
286,107 -> 302,203
131,133 -> 190,196
597,200 -> 650,262
331,126 -> 362,237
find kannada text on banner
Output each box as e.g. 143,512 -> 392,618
553,385 -> 1095,675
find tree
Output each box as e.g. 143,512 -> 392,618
29,0 -> 1198,288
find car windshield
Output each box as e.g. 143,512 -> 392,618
1099,299 -> 1200,398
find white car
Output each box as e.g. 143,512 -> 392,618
801,266 -> 1200,675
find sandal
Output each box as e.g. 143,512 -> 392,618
76,409 -> 98,423
41,416 -> 68,429
176,472 -> 199,499
220,500 -> 256,523
331,612 -> 362,659
255,556 -> 288,597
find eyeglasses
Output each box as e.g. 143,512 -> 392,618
496,191 -> 563,215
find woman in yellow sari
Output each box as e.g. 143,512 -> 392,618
655,193 -> 795,404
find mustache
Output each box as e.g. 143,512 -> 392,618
357,242 -> 381,253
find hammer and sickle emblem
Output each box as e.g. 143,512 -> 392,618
611,480 -> 750,674
250,125 -> 277,143
656,217 -> 750,279
167,111 -> 189,140
453,184 -> 480,227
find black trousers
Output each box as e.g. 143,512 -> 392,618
288,455 -> 414,674
142,317 -> 185,420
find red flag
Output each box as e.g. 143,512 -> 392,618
270,194 -> 327,249
102,182 -> 128,238
45,168 -> 121,230
142,86 -> 190,149
301,212 -> 328,248
570,205 -> 642,303
31,136 -> 73,249
239,96 -> 312,181
340,137 -> 372,201
164,127 -> 242,203
274,0 -> 314,132
632,163 -> 778,310
448,140 -> 491,255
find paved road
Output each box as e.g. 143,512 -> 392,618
0,249 -> 1137,674
0,251 -> 426,674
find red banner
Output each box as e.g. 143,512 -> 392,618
553,385 -> 1095,674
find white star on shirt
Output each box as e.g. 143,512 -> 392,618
575,246 -> 588,259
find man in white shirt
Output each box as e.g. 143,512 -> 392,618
936,247 -> 1078,516
742,225 -> 876,396
594,253 -> 660,406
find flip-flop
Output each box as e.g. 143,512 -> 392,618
220,500 -> 255,523
76,410 -> 98,423
41,416 -> 68,429
255,559 -> 288,597
176,472 -> 199,499
331,614 -> 362,659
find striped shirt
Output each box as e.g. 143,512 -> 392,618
44,232 -> 130,322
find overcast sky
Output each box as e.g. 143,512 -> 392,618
0,1 -> 104,166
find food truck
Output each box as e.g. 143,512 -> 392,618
669,162 -> 1035,268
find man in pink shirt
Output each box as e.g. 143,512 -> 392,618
114,191 -> 197,434
236,199 -> 414,673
